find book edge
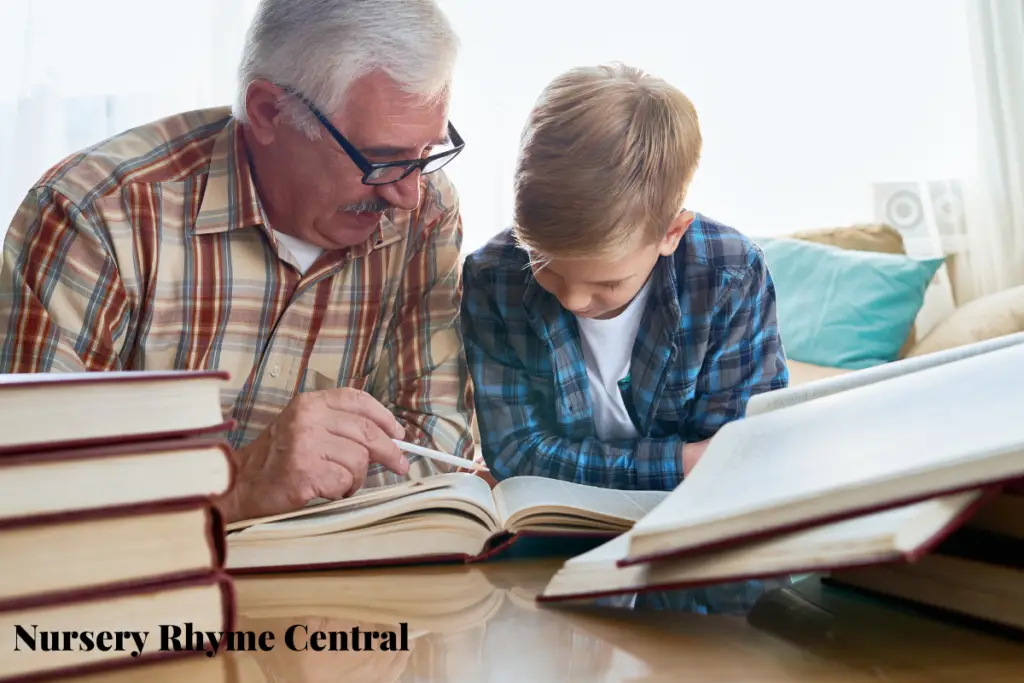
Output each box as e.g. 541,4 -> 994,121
538,496 -> 983,603
617,475 -> 1021,567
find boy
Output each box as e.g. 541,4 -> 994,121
460,63 -> 789,490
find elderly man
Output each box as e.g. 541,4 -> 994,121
0,0 -> 475,521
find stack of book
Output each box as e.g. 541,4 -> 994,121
220,331 -> 1024,635
0,371 -> 237,683
534,331 -> 1024,633
825,480 -> 1023,631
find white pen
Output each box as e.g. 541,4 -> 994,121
393,439 -> 489,473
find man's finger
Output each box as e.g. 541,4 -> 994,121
310,460 -> 356,501
320,415 -> 408,475
330,437 -> 370,495
318,387 -> 405,439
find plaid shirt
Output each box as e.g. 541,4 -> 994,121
0,107 -> 475,482
460,216 -> 789,490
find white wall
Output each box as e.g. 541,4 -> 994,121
438,0 -> 978,251
1,1 -> 977,253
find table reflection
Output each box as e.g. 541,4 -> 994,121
40,558 -> 1024,683
231,561 -> 622,683
228,561 -> 822,683
594,575 -> 800,614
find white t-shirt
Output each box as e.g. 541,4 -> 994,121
274,229 -> 324,274
574,280 -> 653,440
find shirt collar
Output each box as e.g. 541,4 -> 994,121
193,118 -> 264,236
522,251 -> 680,326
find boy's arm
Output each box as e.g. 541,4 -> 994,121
687,246 -> 789,438
460,258 -> 687,491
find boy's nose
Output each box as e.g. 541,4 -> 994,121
558,288 -> 590,315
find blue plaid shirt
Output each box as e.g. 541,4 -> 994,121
460,214 -> 789,490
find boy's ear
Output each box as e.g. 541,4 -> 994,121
658,211 -> 696,255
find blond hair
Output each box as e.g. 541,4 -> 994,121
513,63 -> 702,259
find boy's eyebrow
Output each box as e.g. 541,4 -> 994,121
588,275 -> 635,286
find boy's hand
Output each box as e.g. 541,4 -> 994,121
457,448 -> 498,488
681,439 -> 711,476
472,467 -> 499,489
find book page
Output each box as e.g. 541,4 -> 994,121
492,476 -> 668,528
626,341 -> 1024,560
226,473 -> 487,533
746,331 -> 1024,417
229,473 -> 500,541
562,532 -> 631,566
571,494 -> 970,567
542,493 -> 980,600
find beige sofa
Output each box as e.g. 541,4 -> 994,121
781,224 -> 1024,387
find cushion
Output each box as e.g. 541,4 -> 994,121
787,223 -> 919,356
785,359 -> 853,386
907,284 -> 1024,357
758,237 -> 945,370
788,223 -> 908,256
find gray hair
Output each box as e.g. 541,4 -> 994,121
234,0 -> 458,138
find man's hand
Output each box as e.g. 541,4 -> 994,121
681,439 -> 711,476
218,388 -> 409,522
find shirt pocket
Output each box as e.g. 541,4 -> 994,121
654,375 -> 696,421
303,368 -> 371,394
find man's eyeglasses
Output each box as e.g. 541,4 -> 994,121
279,84 -> 465,186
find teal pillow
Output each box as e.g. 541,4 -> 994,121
756,237 -> 944,370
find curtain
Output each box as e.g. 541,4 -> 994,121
956,0 -> 1024,302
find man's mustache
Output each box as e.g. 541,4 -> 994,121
341,200 -> 392,213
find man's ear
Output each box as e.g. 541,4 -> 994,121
243,80 -> 286,146
658,210 -> 696,255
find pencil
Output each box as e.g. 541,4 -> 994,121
392,439 -> 489,473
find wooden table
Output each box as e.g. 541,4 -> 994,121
54,558 -> 1024,683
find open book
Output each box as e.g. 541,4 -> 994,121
539,490 -> 985,602
620,336 -> 1024,565
225,473 -> 668,572
746,330 -> 1024,417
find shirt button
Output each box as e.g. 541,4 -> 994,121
269,364 -> 280,377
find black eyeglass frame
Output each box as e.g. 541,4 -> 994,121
278,84 -> 465,186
